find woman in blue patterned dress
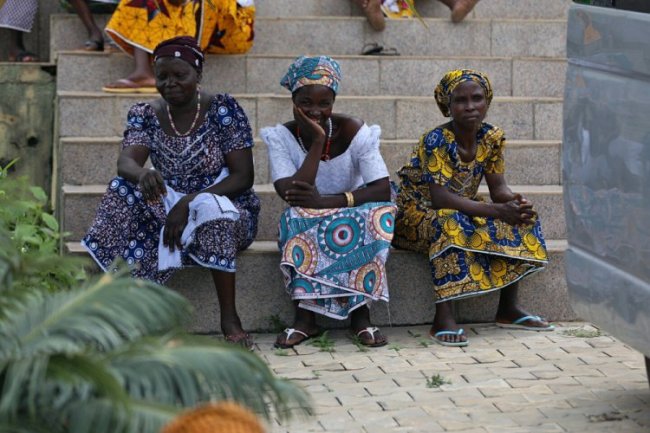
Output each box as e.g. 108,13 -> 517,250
393,69 -> 553,347
82,36 -> 260,348
261,56 -> 397,349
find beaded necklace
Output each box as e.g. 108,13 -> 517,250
296,117 -> 333,161
167,92 -> 201,137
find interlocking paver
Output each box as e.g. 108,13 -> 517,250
264,324 -> 649,433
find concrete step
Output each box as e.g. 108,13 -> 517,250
66,239 -> 573,333
60,136 -> 561,187
57,92 -> 562,141
61,184 -> 565,242
258,0 -> 572,20
56,51 -> 567,98
250,17 -> 568,57
50,15 -> 567,58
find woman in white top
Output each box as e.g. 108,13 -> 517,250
261,56 -> 397,349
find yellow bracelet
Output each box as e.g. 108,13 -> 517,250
344,191 -> 355,207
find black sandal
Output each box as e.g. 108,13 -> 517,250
83,39 -> 104,52
361,42 -> 400,56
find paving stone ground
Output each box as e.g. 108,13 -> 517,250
252,323 -> 649,433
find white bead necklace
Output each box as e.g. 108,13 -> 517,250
167,92 -> 201,137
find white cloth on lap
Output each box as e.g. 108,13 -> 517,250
157,168 -> 239,271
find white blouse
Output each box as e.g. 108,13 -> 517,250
260,123 -> 389,195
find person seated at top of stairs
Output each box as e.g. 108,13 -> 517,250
0,0 -> 38,62
261,55 -> 397,349
353,0 -> 481,32
392,69 -> 554,347
82,36 -> 260,350
102,0 -> 255,93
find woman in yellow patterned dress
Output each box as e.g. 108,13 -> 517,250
393,69 -> 553,347
103,0 -> 254,92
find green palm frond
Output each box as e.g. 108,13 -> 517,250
107,335 -> 312,421
0,272 -> 191,359
1,274 -> 312,432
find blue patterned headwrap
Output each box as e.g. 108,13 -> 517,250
280,55 -> 342,94
434,69 -> 493,117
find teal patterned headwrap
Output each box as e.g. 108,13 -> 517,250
434,69 -> 493,117
280,55 -> 342,94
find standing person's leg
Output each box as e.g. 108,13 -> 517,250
66,0 -> 105,50
0,0 -> 38,61
352,0 -> 385,31
210,269 -> 253,348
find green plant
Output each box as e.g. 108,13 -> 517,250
274,349 -> 289,356
426,374 -> 451,388
307,331 -> 335,352
388,344 -> 402,352
0,162 -> 85,296
419,340 -> 430,348
350,334 -> 369,352
268,314 -> 288,334
0,168 -> 312,433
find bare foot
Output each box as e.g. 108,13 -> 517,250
431,301 -> 468,346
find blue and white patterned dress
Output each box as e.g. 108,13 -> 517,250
83,94 -> 260,284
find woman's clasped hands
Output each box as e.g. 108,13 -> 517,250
495,193 -> 536,227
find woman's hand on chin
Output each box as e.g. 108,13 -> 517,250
284,180 -> 323,208
293,106 -> 326,146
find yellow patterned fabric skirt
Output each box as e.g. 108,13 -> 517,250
106,0 -> 254,55
393,197 -> 548,303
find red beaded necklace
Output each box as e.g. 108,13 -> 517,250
296,117 -> 333,161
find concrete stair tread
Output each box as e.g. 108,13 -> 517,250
255,0 -> 572,19
59,137 -> 562,186
55,50 -> 567,98
51,15 -> 568,58
57,90 -> 562,102
56,50 -> 566,61
60,136 -> 561,146
62,183 -> 564,194
66,239 -> 568,254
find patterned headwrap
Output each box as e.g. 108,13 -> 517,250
153,36 -> 205,74
280,55 -> 342,94
161,402 -> 265,433
434,69 -> 493,117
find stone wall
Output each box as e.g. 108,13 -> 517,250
0,64 -> 55,193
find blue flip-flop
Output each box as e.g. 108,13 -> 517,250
497,315 -> 555,331
430,328 -> 469,347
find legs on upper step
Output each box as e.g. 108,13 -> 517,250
437,0 -> 480,23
